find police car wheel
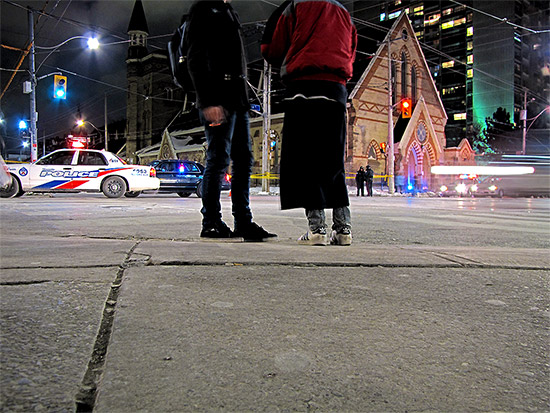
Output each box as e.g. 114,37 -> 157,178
0,176 -> 21,198
102,176 -> 127,198
124,191 -> 141,198
177,191 -> 191,198
196,181 -> 203,198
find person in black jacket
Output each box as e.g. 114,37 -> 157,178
365,165 -> 374,197
187,0 -> 276,241
355,166 -> 366,197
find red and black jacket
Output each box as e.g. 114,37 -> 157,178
261,0 -> 357,85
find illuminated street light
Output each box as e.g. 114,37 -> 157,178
87,37 -> 100,50
19,120 -> 28,129
76,120 -> 105,149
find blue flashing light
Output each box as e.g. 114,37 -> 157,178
19,120 -> 27,129
407,184 -> 414,191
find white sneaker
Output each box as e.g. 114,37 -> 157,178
330,229 -> 352,246
297,229 -> 328,246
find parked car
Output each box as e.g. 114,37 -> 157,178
149,159 -> 231,197
1,149 -> 159,198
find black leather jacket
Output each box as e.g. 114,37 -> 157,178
187,0 -> 249,111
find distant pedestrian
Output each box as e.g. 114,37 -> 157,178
365,165 -> 374,197
186,0 -> 276,241
355,166 -> 366,196
395,174 -> 405,194
262,0 -> 357,246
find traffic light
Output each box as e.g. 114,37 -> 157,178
380,142 -> 387,153
53,75 -> 67,99
401,98 -> 412,118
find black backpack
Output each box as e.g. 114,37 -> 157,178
167,16 -> 194,91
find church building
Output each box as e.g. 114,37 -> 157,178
125,0 -> 183,164
348,12 -> 475,191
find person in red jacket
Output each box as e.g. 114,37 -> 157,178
262,0 -> 357,246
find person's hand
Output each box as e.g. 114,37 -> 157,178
203,106 -> 226,126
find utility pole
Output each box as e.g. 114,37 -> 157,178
28,7 -> 38,162
104,93 -> 108,151
522,89 -> 527,155
387,36 -> 395,194
262,61 -> 271,193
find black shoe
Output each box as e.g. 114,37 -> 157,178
233,222 -> 277,242
200,221 -> 233,238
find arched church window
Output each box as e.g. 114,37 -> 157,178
368,145 -> 377,160
411,67 -> 417,104
401,52 -> 407,98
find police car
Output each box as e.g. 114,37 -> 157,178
1,149 -> 160,199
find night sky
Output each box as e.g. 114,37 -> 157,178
1,0 -> 289,153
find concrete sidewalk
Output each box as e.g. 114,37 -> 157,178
90,240 -> 549,412
1,196 -> 549,412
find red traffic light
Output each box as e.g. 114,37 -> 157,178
401,98 -> 412,118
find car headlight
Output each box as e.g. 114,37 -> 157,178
488,185 -> 497,192
455,183 -> 467,194
440,185 -> 448,192
470,184 -> 478,192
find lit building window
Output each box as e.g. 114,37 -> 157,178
442,60 -> 455,68
467,41 -> 473,51
380,13 -> 386,21
443,7 -> 453,15
424,13 -> 440,26
389,11 -> 401,19
467,68 -> 473,78
442,17 -> 466,29
467,55 -> 473,64
414,5 -> 424,15
395,0 -> 402,5
467,26 -> 473,36
454,113 -> 467,121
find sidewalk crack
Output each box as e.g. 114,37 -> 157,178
74,241 -> 140,412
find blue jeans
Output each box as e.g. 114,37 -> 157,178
200,109 -> 253,228
306,207 -> 351,233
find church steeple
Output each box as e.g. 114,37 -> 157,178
127,0 -> 149,60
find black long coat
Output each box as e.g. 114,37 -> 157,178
280,81 -> 350,210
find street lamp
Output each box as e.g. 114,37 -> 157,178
27,6 -> 99,162
76,120 -> 105,149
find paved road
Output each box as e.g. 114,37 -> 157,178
1,193 -> 549,412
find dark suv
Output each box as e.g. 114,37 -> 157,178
150,160 -> 230,197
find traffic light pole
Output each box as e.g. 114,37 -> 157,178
28,7 -> 38,163
386,36 -> 395,194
